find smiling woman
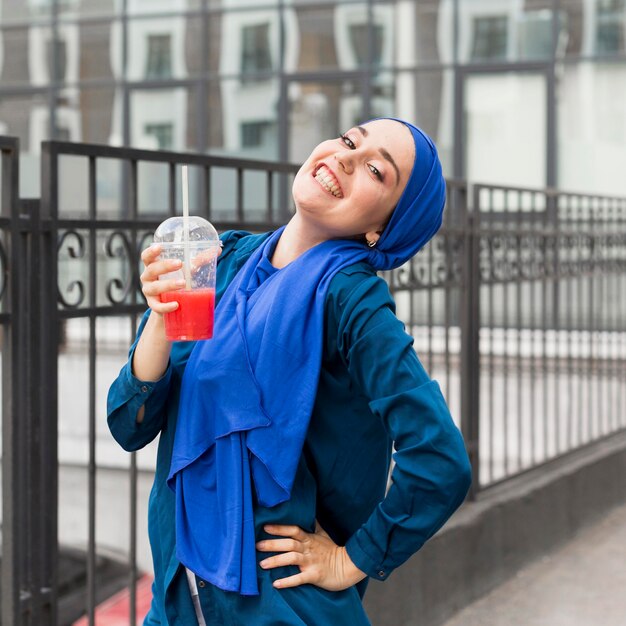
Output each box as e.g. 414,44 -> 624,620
107,117 -> 472,626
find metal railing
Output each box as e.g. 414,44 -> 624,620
0,136 -> 625,625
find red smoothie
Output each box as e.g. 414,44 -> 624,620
160,288 -> 215,341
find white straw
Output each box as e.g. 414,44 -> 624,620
182,165 -> 192,290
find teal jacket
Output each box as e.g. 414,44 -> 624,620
107,231 -> 472,625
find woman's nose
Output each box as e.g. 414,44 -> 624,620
335,153 -> 354,175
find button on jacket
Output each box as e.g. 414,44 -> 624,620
107,230 -> 472,625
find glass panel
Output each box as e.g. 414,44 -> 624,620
413,0 -> 451,65
471,15 -> 508,61
0,93 -> 49,197
0,0 -> 53,23
130,87 -> 199,151
559,0 -> 585,56
127,0 -> 202,16
74,20 -> 120,82
130,86 -> 200,216
517,9 -> 554,60
287,79 -> 362,163
58,0 -> 120,19
291,5 -> 342,70
0,26 -> 53,87
208,9 -> 280,77
596,0 -> 626,54
127,15 -> 200,80
465,72 -> 547,189
458,1 -> 555,63
207,78 -> 279,160
558,61 -> 626,196
74,86 -> 120,144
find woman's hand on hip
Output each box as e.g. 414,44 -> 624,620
256,521 -> 367,591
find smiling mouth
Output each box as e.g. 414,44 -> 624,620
313,164 -> 343,198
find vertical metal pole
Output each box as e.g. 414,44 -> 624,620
129,157 -> 140,626
460,185 -> 479,497
87,156 -> 97,626
1,139 -> 24,626
277,0 -> 290,221
40,141 -> 60,625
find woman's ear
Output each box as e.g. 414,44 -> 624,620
364,229 -> 383,247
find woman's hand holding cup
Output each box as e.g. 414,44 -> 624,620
140,244 -> 187,316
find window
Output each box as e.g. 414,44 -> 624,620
241,23 -> 272,74
471,16 -> 508,61
46,38 -> 67,82
145,34 -> 172,79
349,23 -> 385,67
145,123 -> 173,150
241,121 -> 272,147
596,0 -> 625,54
518,10 -> 553,60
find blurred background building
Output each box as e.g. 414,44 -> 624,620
1,0 -> 626,200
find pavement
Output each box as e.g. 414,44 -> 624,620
441,502 -> 626,626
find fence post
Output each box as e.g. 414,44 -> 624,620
39,142 -> 60,624
1,138 -> 27,625
460,185 -> 481,499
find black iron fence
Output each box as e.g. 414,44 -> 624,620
1,137 -> 625,625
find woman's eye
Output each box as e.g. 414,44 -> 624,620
340,134 -> 356,149
368,164 -> 383,181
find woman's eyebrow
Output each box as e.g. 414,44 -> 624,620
355,126 -> 400,185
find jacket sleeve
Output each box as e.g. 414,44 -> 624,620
106,309 -> 174,452
334,272 -> 472,581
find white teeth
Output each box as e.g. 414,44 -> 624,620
314,166 -> 342,198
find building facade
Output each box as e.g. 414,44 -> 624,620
1,0 -> 625,199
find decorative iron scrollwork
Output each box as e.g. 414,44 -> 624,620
104,230 -> 134,305
57,230 -> 86,309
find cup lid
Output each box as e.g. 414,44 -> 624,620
153,216 -> 220,246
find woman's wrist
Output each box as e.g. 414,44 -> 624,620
339,546 -> 368,586
132,311 -> 172,382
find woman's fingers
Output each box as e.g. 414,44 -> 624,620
259,551 -> 303,570
141,244 -> 162,265
256,538 -> 302,554
141,258 -> 182,282
263,525 -> 308,540
271,572 -> 311,589
142,277 -> 185,298
147,298 -> 180,315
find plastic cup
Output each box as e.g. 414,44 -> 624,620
153,216 -> 221,341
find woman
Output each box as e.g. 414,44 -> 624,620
107,118 -> 472,625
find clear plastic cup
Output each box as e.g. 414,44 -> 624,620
153,216 -> 221,341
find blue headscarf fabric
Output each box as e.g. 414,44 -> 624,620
167,119 -> 446,595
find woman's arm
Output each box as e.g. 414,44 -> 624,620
107,309 -> 174,451
337,272 -> 472,581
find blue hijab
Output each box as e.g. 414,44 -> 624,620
167,119 -> 446,595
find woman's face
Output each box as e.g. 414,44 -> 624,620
291,119 -> 415,244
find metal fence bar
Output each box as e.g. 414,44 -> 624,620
1,137 -> 24,625
87,155 -> 98,626
40,141 -> 60,626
